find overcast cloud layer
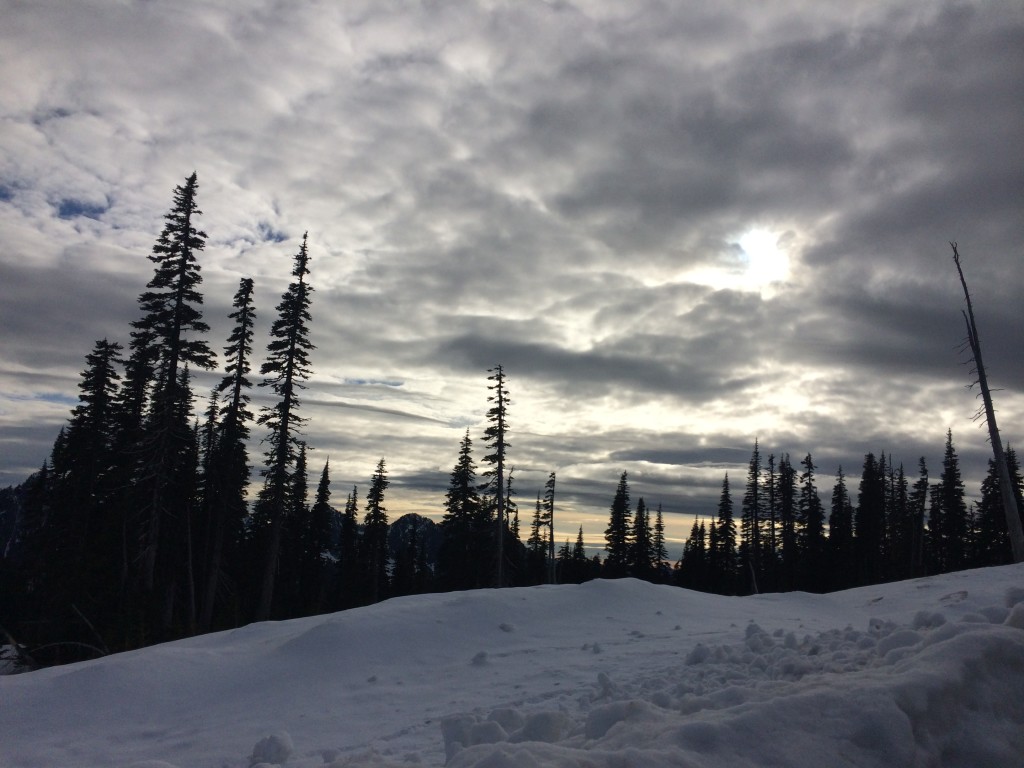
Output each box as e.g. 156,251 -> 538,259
1,0 -> 1022,549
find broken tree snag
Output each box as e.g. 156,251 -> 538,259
952,242 -> 1024,563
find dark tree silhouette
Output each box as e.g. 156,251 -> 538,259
130,173 -> 215,633
254,233 -> 314,621
361,458 -> 390,604
481,366 -> 510,586
603,471 -> 632,577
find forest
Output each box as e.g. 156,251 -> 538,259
1,173 -> 1021,669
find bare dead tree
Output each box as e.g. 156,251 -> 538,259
952,242 -> 1024,563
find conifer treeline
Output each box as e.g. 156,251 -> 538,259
0,175 -> 573,664
672,436 -> 1024,595
1,173 -> 1022,667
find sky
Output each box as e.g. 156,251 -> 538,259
1,0 -> 1022,552
3,564 -> 1024,766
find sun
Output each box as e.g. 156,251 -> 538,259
668,228 -> 793,295
738,229 -> 790,292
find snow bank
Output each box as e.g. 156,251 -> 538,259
2,565 -> 1022,768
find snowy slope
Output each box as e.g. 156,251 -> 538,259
2,565 -> 1023,768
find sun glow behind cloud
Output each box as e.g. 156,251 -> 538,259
678,229 -> 792,297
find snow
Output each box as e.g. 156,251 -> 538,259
2,565 -> 1023,768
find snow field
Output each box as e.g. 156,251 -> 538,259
2,565 -> 1023,768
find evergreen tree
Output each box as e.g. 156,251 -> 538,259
129,173 -> 215,635
526,492 -> 547,585
360,459 -> 390,604
480,366 -> 510,586
557,525 -> 590,584
974,448 -> 1024,566
777,455 -> 797,590
390,514 -> 432,597
603,472 -> 632,576
876,452 -> 891,572
739,440 -> 764,593
504,468 -> 523,581
908,458 -> 929,577
300,460 -> 334,613
763,453 -> 779,590
934,430 -> 968,572
676,517 -> 708,591
926,480 -> 943,574
438,430 -> 489,590
705,516 -> 720,590
828,467 -> 855,590
630,497 -> 654,579
652,504 -> 668,581
712,474 -> 737,594
796,453 -> 826,591
199,277 -> 256,632
527,493 -> 545,553
572,525 -> 587,561
543,472 -> 556,584
280,441 -> 310,615
254,233 -> 315,621
335,486 -> 360,608
886,462 -> 912,580
64,341 -> 125,639
50,340 -> 125,618
854,453 -> 886,585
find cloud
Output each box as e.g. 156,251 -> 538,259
0,0 -> 1021,544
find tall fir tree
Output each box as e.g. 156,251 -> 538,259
480,366 -> 510,586
253,233 -> 315,621
908,458 -> 929,577
973,448 -> 1024,566
299,459 -> 334,614
739,440 -> 764,593
796,453 -> 826,591
128,173 -> 215,636
526,492 -> 547,585
630,497 -> 654,578
279,441 -> 310,616
933,430 -> 968,573
543,472 -> 557,584
360,459 -> 391,604
854,453 -> 886,585
438,430 -> 489,590
603,471 -> 632,576
334,486 -> 360,608
828,467 -> 855,590
199,277 -> 256,632
763,453 -> 779,590
55,340 -> 125,591
676,517 -> 708,591
652,503 -> 668,581
886,462 -> 912,580
777,454 -> 797,590
24,342 -> 124,656
712,474 -> 737,594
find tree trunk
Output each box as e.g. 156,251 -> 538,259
952,243 -> 1024,562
